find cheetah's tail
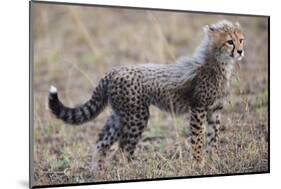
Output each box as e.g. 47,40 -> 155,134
48,78 -> 108,125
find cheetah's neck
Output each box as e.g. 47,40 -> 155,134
192,33 -> 235,81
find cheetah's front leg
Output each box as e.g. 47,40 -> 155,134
190,107 -> 207,165
206,110 -> 221,157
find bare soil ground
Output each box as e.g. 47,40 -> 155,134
31,3 -> 269,186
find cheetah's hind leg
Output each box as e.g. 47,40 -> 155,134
90,112 -> 121,172
118,107 -> 149,162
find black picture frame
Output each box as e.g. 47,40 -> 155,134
29,1 -> 270,188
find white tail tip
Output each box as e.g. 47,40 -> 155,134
49,85 -> 58,94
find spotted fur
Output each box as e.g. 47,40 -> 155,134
48,20 -> 244,167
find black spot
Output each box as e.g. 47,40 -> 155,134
191,130 -> 198,136
130,121 -> 135,126
191,138 -> 196,144
191,123 -> 201,130
192,114 -> 201,122
199,114 -> 205,119
98,133 -> 104,139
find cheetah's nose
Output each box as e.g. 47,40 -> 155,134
237,50 -> 243,55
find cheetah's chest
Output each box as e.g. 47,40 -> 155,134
191,74 -> 229,108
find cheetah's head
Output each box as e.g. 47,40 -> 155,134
204,20 -> 245,63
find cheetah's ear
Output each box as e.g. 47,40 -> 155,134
203,24 -> 215,33
235,22 -> 241,29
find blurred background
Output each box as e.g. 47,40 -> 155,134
32,2 -> 268,186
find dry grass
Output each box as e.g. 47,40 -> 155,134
31,3 -> 269,186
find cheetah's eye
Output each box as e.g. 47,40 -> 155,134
239,39 -> 244,43
227,40 -> 234,45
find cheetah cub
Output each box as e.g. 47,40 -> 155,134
49,20 -> 245,167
